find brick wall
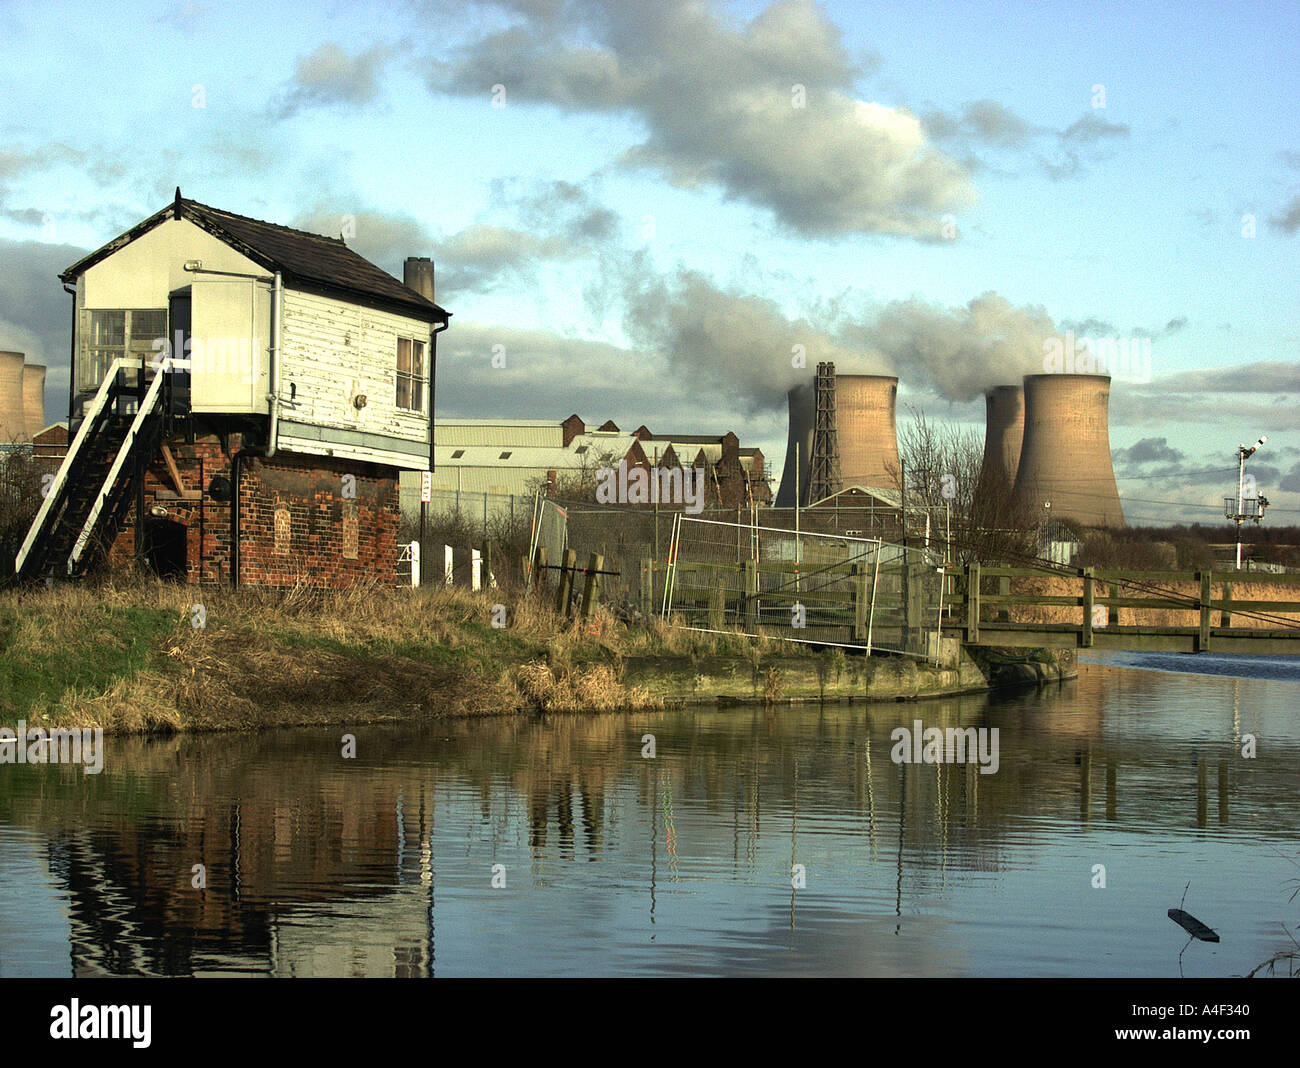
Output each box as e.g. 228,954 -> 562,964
109,433 -> 401,587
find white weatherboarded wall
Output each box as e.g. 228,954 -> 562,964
277,289 -> 432,468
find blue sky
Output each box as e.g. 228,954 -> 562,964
1,0 -> 1297,524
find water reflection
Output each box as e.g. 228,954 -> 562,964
0,657 -> 1297,977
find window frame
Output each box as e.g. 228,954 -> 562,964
395,335 -> 427,413
80,308 -> 168,391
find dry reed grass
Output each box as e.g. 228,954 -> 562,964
1003,575 -> 1298,630
3,570 -> 770,731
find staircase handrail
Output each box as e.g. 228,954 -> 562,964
14,358 -> 144,576
66,357 -> 188,574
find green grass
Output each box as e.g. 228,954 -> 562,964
0,603 -> 177,722
0,575 -> 822,731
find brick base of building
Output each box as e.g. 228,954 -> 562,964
108,433 -> 401,587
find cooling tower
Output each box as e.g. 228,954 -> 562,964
1012,373 -> 1124,528
0,350 -> 27,443
836,374 -> 900,491
975,385 -> 1024,507
775,382 -> 814,507
22,363 -> 46,440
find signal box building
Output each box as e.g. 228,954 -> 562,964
14,190 -> 448,586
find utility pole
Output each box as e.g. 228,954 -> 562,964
1226,436 -> 1269,571
899,457 -> 906,549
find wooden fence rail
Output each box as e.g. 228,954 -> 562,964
948,565 -> 1300,655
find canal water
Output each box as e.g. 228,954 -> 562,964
1,652 -> 1297,977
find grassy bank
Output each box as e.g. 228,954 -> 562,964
1,578 -> 1076,735
0,576 -> 809,733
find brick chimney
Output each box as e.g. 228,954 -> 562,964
403,257 -> 435,302
562,413 -> 585,447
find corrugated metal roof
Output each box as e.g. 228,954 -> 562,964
438,417 -> 563,426
435,444 -> 582,467
424,467 -> 545,497
438,423 -> 563,447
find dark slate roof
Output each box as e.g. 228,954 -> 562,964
61,190 -> 449,323
645,433 -> 724,444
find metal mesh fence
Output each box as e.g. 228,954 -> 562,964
664,517 -> 948,656
404,491 -> 951,639
526,496 -> 569,592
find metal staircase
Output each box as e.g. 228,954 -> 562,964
14,358 -> 181,582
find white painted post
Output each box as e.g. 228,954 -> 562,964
471,549 -> 482,592
410,541 -> 421,588
444,545 -> 454,586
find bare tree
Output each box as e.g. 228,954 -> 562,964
0,442 -> 43,581
890,405 -> 1034,564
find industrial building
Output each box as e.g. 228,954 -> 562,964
13,190 -> 449,586
410,415 -> 769,516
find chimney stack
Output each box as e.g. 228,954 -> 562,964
404,256 -> 435,302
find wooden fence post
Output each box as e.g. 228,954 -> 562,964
1198,570 -> 1212,652
534,545 -> 548,598
907,561 -> 925,651
966,562 -> 980,644
580,552 -> 603,622
640,556 -> 651,618
852,562 -> 868,642
557,547 -> 577,616
708,582 -> 725,630
1081,567 -> 1094,648
1222,579 -> 1232,628
743,559 -> 759,631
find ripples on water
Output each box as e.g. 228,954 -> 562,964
1,653 -> 1297,977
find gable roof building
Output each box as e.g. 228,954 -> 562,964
61,191 -> 448,323
15,190 -> 446,587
